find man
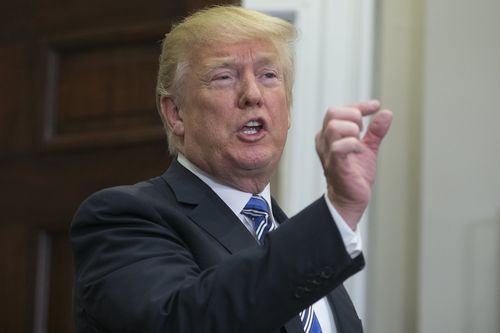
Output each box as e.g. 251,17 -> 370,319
71,6 -> 392,333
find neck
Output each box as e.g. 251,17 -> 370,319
220,174 -> 270,194
177,154 -> 271,194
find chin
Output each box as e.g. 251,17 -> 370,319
235,151 -> 278,173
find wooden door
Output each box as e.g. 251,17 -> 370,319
0,0 -> 237,332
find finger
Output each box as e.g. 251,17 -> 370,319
322,106 -> 363,131
323,119 -> 361,141
349,99 -> 381,117
363,109 -> 393,151
331,137 -> 363,158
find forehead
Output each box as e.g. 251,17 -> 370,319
192,39 -> 280,69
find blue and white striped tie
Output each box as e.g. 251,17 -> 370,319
300,305 -> 323,333
241,195 -> 276,242
241,195 -> 323,333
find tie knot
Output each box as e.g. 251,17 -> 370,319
242,195 -> 270,215
241,195 -> 274,242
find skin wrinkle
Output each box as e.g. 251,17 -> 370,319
162,40 -> 291,194
198,53 -> 283,84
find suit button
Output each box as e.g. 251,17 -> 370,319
294,289 -> 303,299
294,285 -> 311,298
308,278 -> 322,286
320,266 -> 334,279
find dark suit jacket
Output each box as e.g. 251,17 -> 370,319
71,160 -> 365,333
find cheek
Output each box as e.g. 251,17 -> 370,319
275,102 -> 291,131
268,90 -> 290,120
191,111 -> 232,144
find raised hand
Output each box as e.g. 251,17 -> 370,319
315,100 -> 393,230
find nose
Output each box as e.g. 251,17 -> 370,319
238,73 -> 263,109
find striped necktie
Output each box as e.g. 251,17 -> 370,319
241,195 -> 276,242
241,195 -> 323,333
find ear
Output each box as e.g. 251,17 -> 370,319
160,96 -> 184,136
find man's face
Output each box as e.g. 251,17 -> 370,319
173,39 -> 291,192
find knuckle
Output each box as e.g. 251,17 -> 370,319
353,109 -> 363,122
324,121 -> 338,137
349,122 -> 361,136
327,106 -> 340,114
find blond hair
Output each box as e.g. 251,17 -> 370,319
155,5 -> 296,154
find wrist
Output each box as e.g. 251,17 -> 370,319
326,188 -> 367,230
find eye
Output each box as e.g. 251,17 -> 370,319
210,69 -> 236,82
207,70 -> 236,88
214,73 -> 232,81
258,67 -> 280,81
263,72 -> 277,79
259,69 -> 280,86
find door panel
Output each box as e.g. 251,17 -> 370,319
0,1 -> 238,332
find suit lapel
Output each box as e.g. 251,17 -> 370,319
282,317 -> 304,333
162,160 -> 257,254
327,286 -> 363,333
271,198 -> 288,224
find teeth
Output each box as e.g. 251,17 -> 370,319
243,128 -> 258,135
245,120 -> 261,127
241,119 -> 263,135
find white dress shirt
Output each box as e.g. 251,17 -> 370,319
177,154 -> 362,333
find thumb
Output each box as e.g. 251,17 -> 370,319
363,109 -> 393,151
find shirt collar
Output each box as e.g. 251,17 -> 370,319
176,154 -> 273,218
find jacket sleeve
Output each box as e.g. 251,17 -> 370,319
71,187 -> 365,333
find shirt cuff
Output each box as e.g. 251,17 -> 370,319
323,193 -> 363,258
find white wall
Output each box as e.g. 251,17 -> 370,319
373,0 -> 500,332
419,0 -> 500,331
367,0 -> 423,331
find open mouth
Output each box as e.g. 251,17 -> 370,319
241,119 -> 264,135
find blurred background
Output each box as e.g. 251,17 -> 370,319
1,0 -> 498,332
